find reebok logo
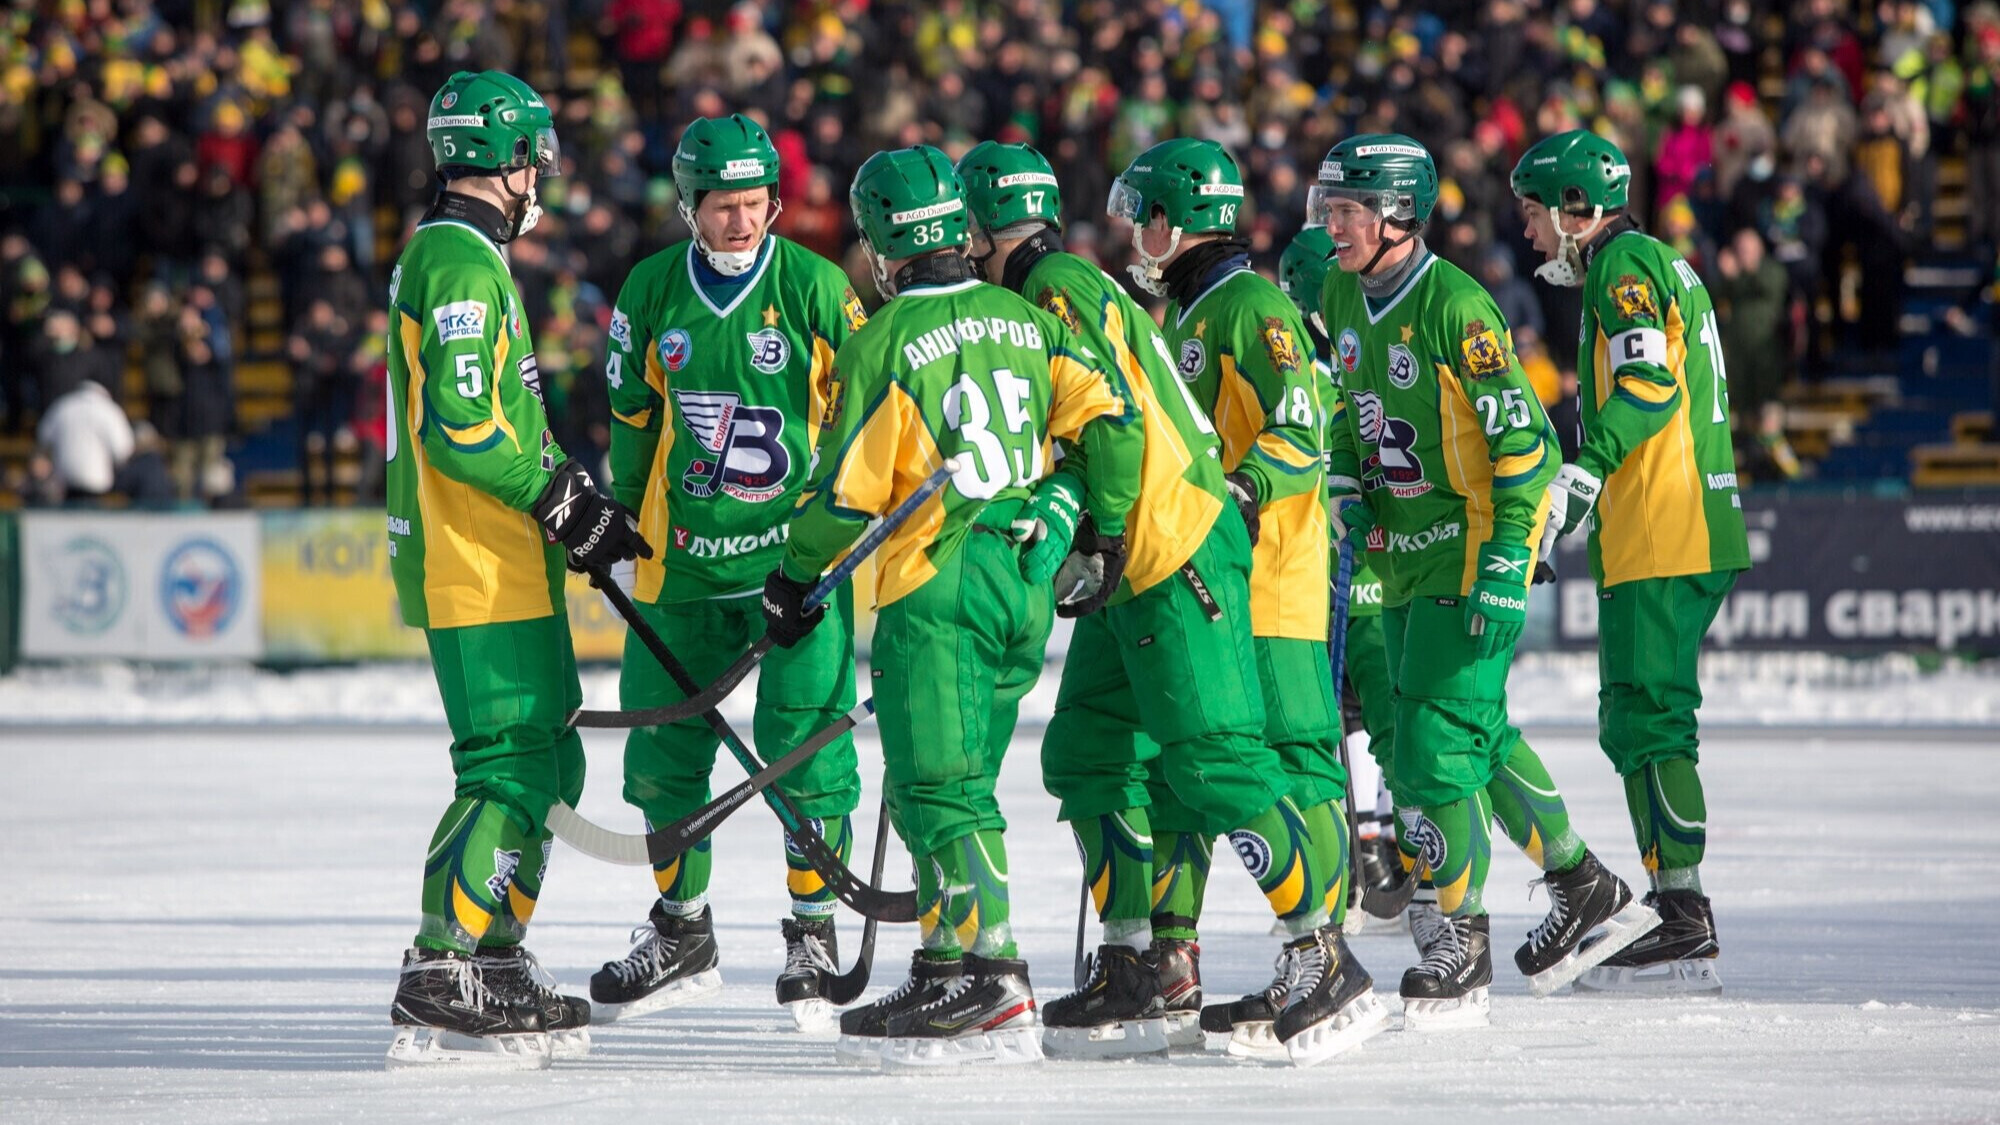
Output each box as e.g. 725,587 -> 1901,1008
1476,589 -> 1528,613
1483,555 -> 1528,578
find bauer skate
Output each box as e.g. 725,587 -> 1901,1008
475,944 -> 591,1059
386,947 -> 551,1070
879,954 -> 1042,1072
834,951 -> 962,1066
1149,937 -> 1205,1049
1273,925 -> 1389,1067
1041,944 -> 1170,1060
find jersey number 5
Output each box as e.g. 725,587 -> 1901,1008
946,369 -> 1041,499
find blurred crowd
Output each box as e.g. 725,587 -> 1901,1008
0,0 -> 1985,505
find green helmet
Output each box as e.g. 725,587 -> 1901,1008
1279,226 -> 1336,328
673,114 -> 781,201
427,70 -> 560,177
1107,138 -> 1245,233
957,141 -> 1063,234
1510,129 -> 1632,215
849,145 -> 970,261
1307,133 -> 1436,228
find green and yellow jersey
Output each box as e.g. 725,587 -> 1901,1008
1320,249 -> 1557,606
1163,267 -> 1330,640
1020,251 -> 1225,599
385,216 -> 567,630
1578,230 -> 1750,587
605,236 -> 868,602
782,276 -> 1143,608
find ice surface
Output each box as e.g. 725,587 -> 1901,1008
3,725 -> 1997,1123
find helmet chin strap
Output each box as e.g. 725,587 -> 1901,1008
1127,224 -> 1184,297
1534,205 -> 1605,288
1357,213 -> 1416,278
495,166 -> 543,242
864,244 -> 896,301
682,199 -> 780,277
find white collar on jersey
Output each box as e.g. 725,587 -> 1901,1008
684,236 -> 775,320
1361,251 -> 1437,326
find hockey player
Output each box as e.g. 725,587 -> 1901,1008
763,144 -> 1143,1070
958,140 -> 1386,1067
1512,131 -> 1748,994
1278,226 -> 1412,926
589,114 -> 869,1031
384,70 -> 651,1068
1313,134 -> 1657,1027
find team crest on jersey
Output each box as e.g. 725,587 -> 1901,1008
675,389 -> 790,502
1610,274 -> 1657,320
659,327 -> 692,372
1386,342 -> 1418,388
1261,316 -> 1302,376
1459,319 -> 1510,379
840,287 -> 868,333
1337,327 -> 1361,373
1038,286 -> 1081,334
1352,389 -> 1432,498
1177,337 -> 1206,381
745,327 -> 792,374
486,848 -> 520,901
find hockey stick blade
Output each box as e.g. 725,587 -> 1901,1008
827,799 -> 892,1004
547,698 -> 876,867
570,458 -> 960,730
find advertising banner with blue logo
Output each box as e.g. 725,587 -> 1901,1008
18,512 -> 263,660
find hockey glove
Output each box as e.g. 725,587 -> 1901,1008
532,459 -> 653,573
1225,471 -> 1262,546
760,568 -> 824,648
600,557 -> 638,615
1465,540 -> 1532,659
1542,463 -> 1602,543
1330,494 -> 1376,546
1013,471 -> 1084,585
1053,517 -> 1129,619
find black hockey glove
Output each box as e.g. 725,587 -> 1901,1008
761,568 -> 825,648
1225,471 -> 1261,547
1053,517 -> 1128,619
532,459 -> 653,573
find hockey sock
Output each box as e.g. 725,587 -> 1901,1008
1301,798 -> 1351,926
481,829 -> 554,948
915,849 -> 958,960
928,829 -> 1015,959
1227,797 -> 1327,937
1411,789 -> 1493,917
1150,831 -> 1211,942
1076,810 -> 1155,950
1396,806 -> 1427,877
1486,737 -> 1586,872
653,832 -> 712,918
417,797 -> 536,954
785,813 -> 853,921
1627,758 -> 1707,892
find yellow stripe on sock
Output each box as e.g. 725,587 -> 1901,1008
1524,826 -> 1545,869
1091,864 -> 1111,915
451,880 -> 494,942
1262,854 -> 1307,918
652,857 -> 682,895
1434,865 -> 1473,915
788,867 -> 827,898
507,883 -> 538,926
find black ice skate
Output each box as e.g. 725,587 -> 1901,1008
1400,912 -> 1493,1031
1149,937 -> 1204,1048
834,951 -> 962,1066
1040,944 -> 1169,1059
475,945 -> 592,1059
1272,926 -> 1389,1067
1358,832 -> 1417,922
589,902 -> 723,1022
879,954 -> 1042,1071
1199,950 -> 1290,1062
1515,851 -> 1661,997
777,916 -> 841,1031
1574,890 -> 1723,995
386,947 -> 551,1070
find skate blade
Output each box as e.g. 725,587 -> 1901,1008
1400,986 -> 1491,1031
1222,1020 -> 1288,1063
1575,956 -> 1723,995
834,1034 -> 886,1067
549,1027 -> 592,1060
880,1025 -> 1044,1072
786,997 -> 838,1034
591,967 -> 724,1023
1527,902 -> 1662,998
1042,1017 -> 1171,1060
1284,988 -> 1391,1068
385,1025 -> 552,1070
1163,1010 -> 1206,1050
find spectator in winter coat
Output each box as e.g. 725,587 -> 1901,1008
1655,85 -> 1716,209
37,379 -> 133,501
1713,81 -> 1777,198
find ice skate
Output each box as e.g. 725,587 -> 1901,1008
1575,890 -> 1723,995
834,951 -> 962,1066
1149,937 -> 1205,1049
1515,851 -> 1660,997
1400,912 -> 1492,1031
385,947 -> 551,1070
879,954 -> 1042,1071
777,916 -> 841,1032
475,944 -> 592,1059
1198,959 -> 1289,1062
1041,944 -> 1170,1060
1273,926 -> 1389,1067
589,902 -> 723,1022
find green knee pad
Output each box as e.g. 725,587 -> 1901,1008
1076,810 -> 1155,941
1626,758 -> 1707,888
418,797 -> 539,954
1485,737 -> 1585,872
785,814 -> 854,920
1150,831 -> 1212,940
1225,797 -> 1326,935
923,829 -> 1014,959
1408,789 -> 1492,917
